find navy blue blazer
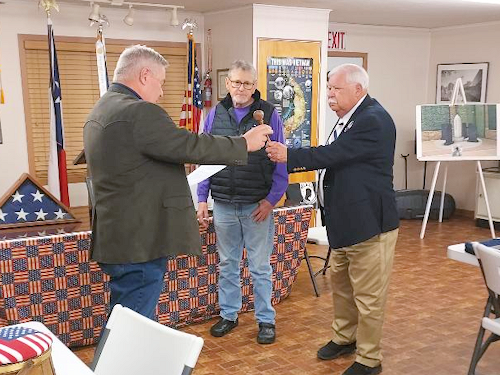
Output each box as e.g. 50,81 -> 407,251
288,95 -> 399,249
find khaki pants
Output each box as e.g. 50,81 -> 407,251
330,228 -> 399,367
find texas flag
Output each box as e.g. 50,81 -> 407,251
47,19 -> 70,207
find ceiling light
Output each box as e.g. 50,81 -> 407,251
170,7 -> 179,27
88,2 -> 100,22
123,5 -> 134,26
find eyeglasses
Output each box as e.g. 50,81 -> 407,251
228,79 -> 255,90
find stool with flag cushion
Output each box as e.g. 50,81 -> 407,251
0,326 -> 55,375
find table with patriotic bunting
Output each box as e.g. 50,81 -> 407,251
0,205 -> 313,348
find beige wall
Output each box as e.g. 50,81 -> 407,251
203,6 -> 253,110
428,22 -> 500,210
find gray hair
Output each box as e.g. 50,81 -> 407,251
113,44 -> 169,82
228,60 -> 257,81
328,64 -> 369,90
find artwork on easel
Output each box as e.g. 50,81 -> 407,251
417,77 -> 500,161
416,103 -> 500,161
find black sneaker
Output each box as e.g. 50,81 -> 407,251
257,323 -> 276,344
342,362 -> 382,375
210,318 -> 238,337
317,340 -> 356,360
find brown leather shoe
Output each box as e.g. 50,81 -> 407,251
210,318 -> 238,337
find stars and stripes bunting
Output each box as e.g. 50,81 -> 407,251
47,18 -> 70,207
179,33 -> 203,133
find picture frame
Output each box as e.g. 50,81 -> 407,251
216,69 -> 229,100
416,103 -> 500,161
257,38 -> 321,184
436,62 -> 489,104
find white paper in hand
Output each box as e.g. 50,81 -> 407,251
187,165 -> 226,186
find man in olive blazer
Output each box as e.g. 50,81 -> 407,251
84,45 -> 272,321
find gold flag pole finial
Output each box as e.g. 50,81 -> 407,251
39,0 -> 59,17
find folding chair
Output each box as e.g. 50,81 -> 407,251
468,243 -> 500,375
92,304 -> 204,375
305,226 -> 332,297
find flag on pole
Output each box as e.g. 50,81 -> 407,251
179,34 -> 203,133
47,19 -> 70,207
95,27 -> 109,97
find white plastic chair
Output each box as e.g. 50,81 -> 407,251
92,305 -> 204,375
305,226 -> 332,297
468,243 -> 500,375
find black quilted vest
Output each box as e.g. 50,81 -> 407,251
210,90 -> 276,203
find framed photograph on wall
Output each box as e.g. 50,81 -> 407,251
257,38 -> 321,184
436,62 -> 489,104
217,69 -> 229,100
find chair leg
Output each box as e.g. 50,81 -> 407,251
303,248 -> 320,297
322,247 -> 332,275
468,325 -> 486,375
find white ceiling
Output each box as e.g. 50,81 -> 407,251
54,0 -> 500,28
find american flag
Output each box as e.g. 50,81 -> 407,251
0,327 -> 52,365
179,34 -> 203,133
0,175 -> 75,227
47,19 -> 70,207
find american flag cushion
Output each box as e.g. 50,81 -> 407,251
0,327 -> 52,365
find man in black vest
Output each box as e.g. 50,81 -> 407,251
197,60 -> 288,344
266,64 -> 399,375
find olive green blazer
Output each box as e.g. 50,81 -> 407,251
83,84 -> 247,264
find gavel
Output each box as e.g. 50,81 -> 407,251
253,110 -> 271,146
253,109 -> 264,125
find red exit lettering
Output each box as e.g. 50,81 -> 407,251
328,31 -> 346,50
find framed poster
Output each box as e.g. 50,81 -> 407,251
257,38 -> 320,183
416,103 -> 500,161
436,63 -> 488,104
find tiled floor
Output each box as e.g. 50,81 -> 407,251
71,215 -> 500,374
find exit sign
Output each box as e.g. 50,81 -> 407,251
328,31 -> 346,50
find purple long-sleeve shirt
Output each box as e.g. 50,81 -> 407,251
197,105 -> 288,206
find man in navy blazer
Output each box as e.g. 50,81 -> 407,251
266,64 -> 399,375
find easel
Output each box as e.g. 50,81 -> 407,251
419,78 -> 496,239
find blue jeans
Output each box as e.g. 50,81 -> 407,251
213,201 -> 275,324
99,257 -> 167,320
